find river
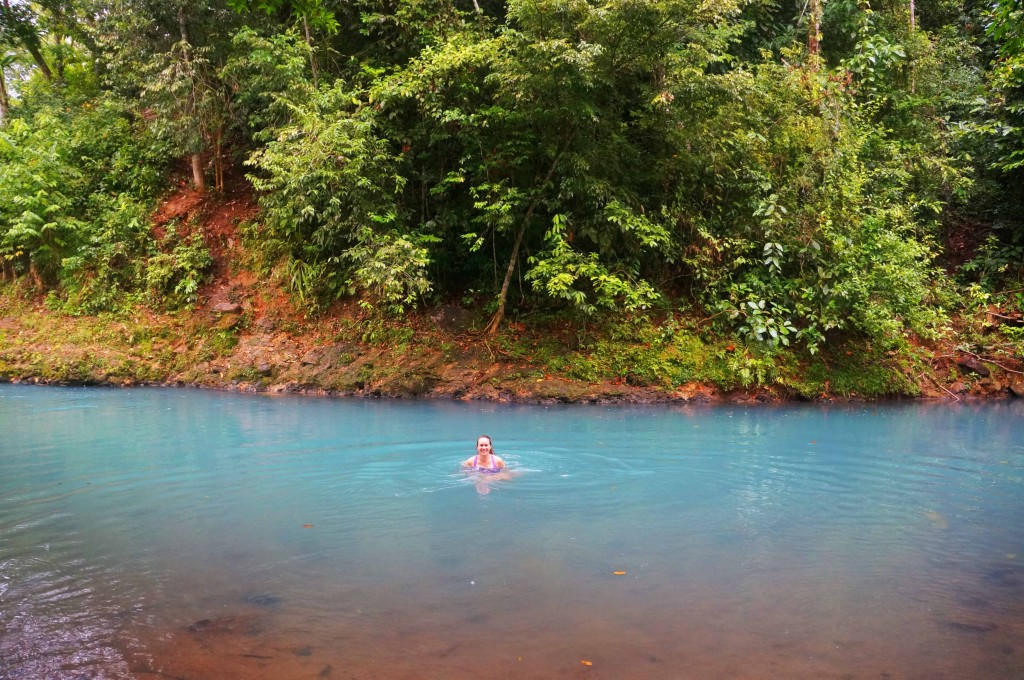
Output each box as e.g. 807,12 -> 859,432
1,385 -> 1022,679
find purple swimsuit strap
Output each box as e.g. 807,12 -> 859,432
472,454 -> 500,473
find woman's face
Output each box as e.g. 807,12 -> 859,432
476,437 -> 492,454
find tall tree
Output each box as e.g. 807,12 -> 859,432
177,5 -> 205,191
0,0 -> 52,80
103,0 -> 242,192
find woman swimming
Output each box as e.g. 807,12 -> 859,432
462,435 -> 506,473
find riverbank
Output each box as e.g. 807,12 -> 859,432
2,279 -> 1022,404
2,183 -> 1022,404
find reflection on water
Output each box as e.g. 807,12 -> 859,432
1,386 -> 1022,679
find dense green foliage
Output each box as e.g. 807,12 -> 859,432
0,0 -> 1021,364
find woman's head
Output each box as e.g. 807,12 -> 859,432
476,435 -> 493,452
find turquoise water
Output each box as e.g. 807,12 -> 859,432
1,385 -> 1023,679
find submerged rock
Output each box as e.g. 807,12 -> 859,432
941,620 -> 998,634
186,613 -> 263,636
982,565 -> 1023,588
243,593 -> 282,608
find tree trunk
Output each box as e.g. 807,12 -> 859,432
484,136 -> 574,337
54,30 -> 66,83
24,41 -> 53,81
909,0 -> 916,94
0,64 -> 10,125
214,127 -> 224,193
191,153 -> 205,192
807,0 -> 822,67
302,15 -> 319,89
28,262 -> 43,290
484,220 -> 528,337
178,5 -> 190,45
179,6 -> 205,192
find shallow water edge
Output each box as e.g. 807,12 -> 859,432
1,371 -> 1020,405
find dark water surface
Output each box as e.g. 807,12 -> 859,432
1,385 -> 1022,679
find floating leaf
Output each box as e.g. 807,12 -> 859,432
581,660 -> 593,666
303,524 -> 314,528
613,571 -> 626,575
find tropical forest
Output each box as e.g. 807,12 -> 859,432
0,0 -> 1022,402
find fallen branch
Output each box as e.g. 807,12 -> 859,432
959,349 -> 1024,375
924,372 -> 961,401
696,310 -> 728,327
482,338 -> 495,362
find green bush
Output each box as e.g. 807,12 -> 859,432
0,96 -> 173,301
668,60 -> 945,353
145,225 -> 213,309
245,85 -> 433,312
